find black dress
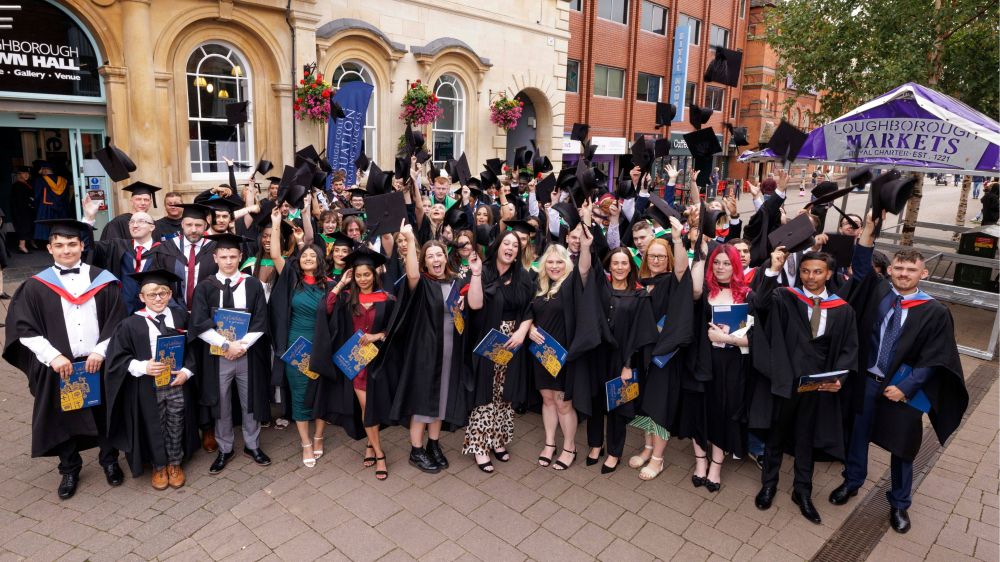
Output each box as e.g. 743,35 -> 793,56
527,292 -> 568,391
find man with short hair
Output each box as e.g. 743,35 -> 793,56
86,202 -> 168,314
101,182 -> 161,241
158,204 -> 218,311
631,221 -> 655,255
154,192 -> 185,241
4,218 -> 126,499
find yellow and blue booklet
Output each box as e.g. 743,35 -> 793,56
474,328 -> 519,366
60,362 -> 101,412
210,309 -> 251,356
605,371 -> 639,411
280,336 -> 319,380
528,328 -> 567,377
154,334 -> 186,387
333,330 -> 379,380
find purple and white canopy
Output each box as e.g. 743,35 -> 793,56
739,83 -> 1000,176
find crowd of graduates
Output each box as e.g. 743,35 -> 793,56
3,122 -> 969,536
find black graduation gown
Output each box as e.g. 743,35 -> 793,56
638,270 -> 696,436
100,213 -> 132,241
188,275 -> 272,423
842,272 -> 967,461
154,216 -> 183,241
366,276 -> 471,428
157,238 -> 219,309
2,267 -> 126,457
11,179 -> 35,240
87,238 -> 171,312
104,307 -> 201,476
744,193 -> 784,267
751,287 -> 859,461
312,288 -> 395,436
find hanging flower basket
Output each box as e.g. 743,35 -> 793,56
490,94 -> 523,131
399,80 -> 443,126
294,67 -> 335,123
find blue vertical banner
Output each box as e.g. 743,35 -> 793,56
326,81 -> 374,187
669,23 -> 690,123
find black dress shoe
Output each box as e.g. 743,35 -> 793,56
243,447 -> 271,466
103,462 -> 124,486
57,473 -> 79,500
586,447 -> 605,466
209,451 -> 235,474
755,486 -> 776,510
425,439 -> 449,470
890,507 -> 911,533
792,491 -> 822,524
408,447 -> 440,474
829,482 -> 859,505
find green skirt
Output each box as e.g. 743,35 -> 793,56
629,415 -> 671,440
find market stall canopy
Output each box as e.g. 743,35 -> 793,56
738,83 -> 1000,176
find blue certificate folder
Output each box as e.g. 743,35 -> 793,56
333,330 -> 379,380
474,328 -> 519,366
529,328 -> 567,377
154,334 -> 186,387
711,303 -> 749,332
891,364 -> 931,413
59,362 -> 101,411
280,336 -> 319,380
210,309 -> 251,356
605,372 -> 639,411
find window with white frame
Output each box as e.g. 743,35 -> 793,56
593,64 -> 625,97
333,61 -> 377,160
706,86 -> 725,111
636,72 -> 661,102
641,1 -> 667,34
678,14 -> 702,45
709,25 -> 730,49
186,43 -> 253,177
432,74 -> 465,166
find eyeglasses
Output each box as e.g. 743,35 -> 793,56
142,291 -> 171,300
647,254 -> 669,262
129,219 -> 154,226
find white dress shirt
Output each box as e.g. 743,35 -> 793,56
175,237 -> 204,299
19,262 -> 111,365
869,287 -> 917,376
197,271 -> 264,348
127,309 -> 195,379
803,287 -> 829,337
133,238 -> 153,271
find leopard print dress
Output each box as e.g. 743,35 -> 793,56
462,319 -> 516,455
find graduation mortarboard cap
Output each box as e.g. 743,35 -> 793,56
129,268 -> 182,289
700,203 -> 725,239
766,120 -> 808,162
255,159 -> 274,176
415,149 -> 432,164
726,124 -> 749,146
874,172 -> 918,216
646,194 -> 682,227
822,233 -> 857,270
122,181 -> 161,208
36,218 -> 94,239
365,163 -> 394,195
513,146 -> 532,170
266,176 -> 282,185
457,153 -> 473,186
654,138 -> 672,158
767,213 -> 816,254
444,206 -> 470,231
225,101 -> 249,126
570,123 -> 590,142
689,104 -> 714,130
364,191 -> 407,237
178,203 -> 212,221
505,220 -> 537,235
532,154 -> 553,175
205,233 -> 248,250
480,168 -> 499,189
338,208 -> 366,219
347,187 -> 369,199
810,181 -> 840,201
683,128 -> 723,187
95,137 -> 137,182
551,202 -> 581,232
445,159 -> 460,183
848,165 -> 874,187
15,165 -> 31,173
253,213 -> 293,240
354,141 -> 370,172
404,123 -> 425,155
535,174 -> 557,205
655,102 -> 677,129
394,157 -> 409,181
485,158 -> 503,176
327,231 -> 357,248
703,47 -> 743,88
276,184 -> 307,208
344,245 -> 387,270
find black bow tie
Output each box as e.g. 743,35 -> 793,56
58,267 -> 80,276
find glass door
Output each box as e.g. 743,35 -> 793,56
69,128 -> 113,232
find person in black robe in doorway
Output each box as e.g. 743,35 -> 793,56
189,233 -> 273,475
104,270 -> 200,489
3,218 -> 126,499
751,251 -> 858,524
829,211 -> 967,534
11,166 -> 36,253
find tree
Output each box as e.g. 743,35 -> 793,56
763,0 -> 998,125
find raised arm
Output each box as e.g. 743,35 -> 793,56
401,221 -> 421,291
466,250 -> 484,310
269,206 -> 286,274
300,193 -> 314,247
669,215 -> 687,280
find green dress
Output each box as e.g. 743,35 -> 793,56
286,283 -> 324,420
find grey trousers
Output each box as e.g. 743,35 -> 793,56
215,357 -> 260,453
155,385 -> 185,466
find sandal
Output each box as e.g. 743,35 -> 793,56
639,456 -> 664,481
313,437 -> 324,459
274,418 -> 289,430
538,443 -> 556,467
553,449 -> 577,471
374,455 -> 388,481
705,459 -> 722,492
692,454 -> 708,488
491,447 -> 511,463
363,443 -> 377,468
475,454 -> 494,473
301,443 -> 316,468
628,444 -> 654,469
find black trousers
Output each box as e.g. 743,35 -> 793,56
586,398 -> 628,458
53,437 -> 118,476
761,396 -> 814,495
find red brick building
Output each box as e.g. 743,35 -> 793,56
564,0 -> 750,190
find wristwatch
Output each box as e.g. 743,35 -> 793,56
221,342 -> 231,352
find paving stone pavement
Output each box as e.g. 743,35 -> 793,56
0,265 -> 994,560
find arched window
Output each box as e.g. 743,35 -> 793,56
792,107 -> 801,127
802,112 -> 811,130
432,74 -> 465,166
333,61 -> 377,157
186,43 -> 253,177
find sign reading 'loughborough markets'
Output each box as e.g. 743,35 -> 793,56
0,0 -> 102,100
824,118 -> 991,170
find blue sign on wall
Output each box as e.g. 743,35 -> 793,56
326,81 -> 374,187
669,23 -> 691,123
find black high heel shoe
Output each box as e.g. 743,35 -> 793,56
705,459 -> 722,493
601,456 -> 619,474
586,447 -> 605,466
691,454 -> 708,488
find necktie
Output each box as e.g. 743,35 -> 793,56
185,242 -> 197,309
151,313 -> 169,336
223,278 -> 235,309
876,295 -> 905,374
58,267 -> 80,275
810,297 -> 822,338
134,245 -> 144,272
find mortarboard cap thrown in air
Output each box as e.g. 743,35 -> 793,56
95,137 -> 137,182
225,101 -> 249,126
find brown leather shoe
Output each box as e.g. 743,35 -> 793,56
202,428 -> 218,452
151,467 -> 169,490
167,465 -> 185,489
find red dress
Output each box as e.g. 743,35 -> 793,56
351,305 -> 377,391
